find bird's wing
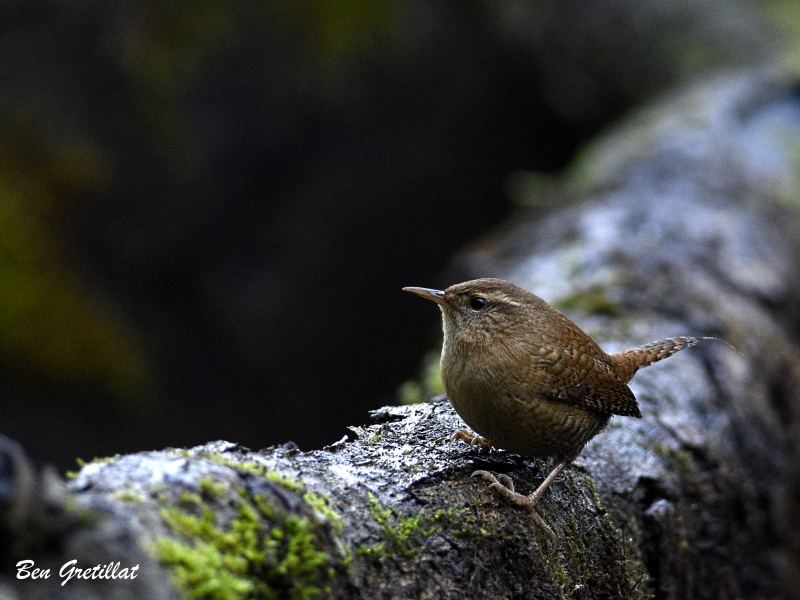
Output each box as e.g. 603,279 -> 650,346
529,345 -> 641,417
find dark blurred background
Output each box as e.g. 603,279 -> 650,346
0,1 -> 785,470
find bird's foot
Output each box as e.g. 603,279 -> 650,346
472,470 -> 539,510
471,470 -> 559,545
450,430 -> 494,451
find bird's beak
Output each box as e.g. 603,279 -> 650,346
403,286 -> 447,306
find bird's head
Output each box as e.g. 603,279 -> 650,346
403,278 -> 541,345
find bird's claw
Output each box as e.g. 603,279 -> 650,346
495,473 -> 515,490
451,430 -> 494,451
471,469 -> 495,482
471,470 -> 514,491
470,469 -> 559,546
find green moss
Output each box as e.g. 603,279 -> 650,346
152,459 -> 352,599
303,492 -> 343,535
70,454 -> 122,478
431,506 -> 477,537
69,455 -> 113,479
61,495 -> 102,526
265,471 -> 305,493
92,454 -> 122,464
550,561 -> 570,588
113,490 -> 145,503
542,513 -> 608,595
358,493 -> 435,562
362,433 -> 381,445
554,285 -> 620,316
564,515 -> 595,581
581,473 -> 606,516
180,491 -> 204,506
192,451 -> 304,494
562,474 -> 650,598
199,477 -> 230,499
156,489 -> 339,600
203,454 -> 271,478
355,541 -> 385,562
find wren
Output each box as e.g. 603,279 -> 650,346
404,278 -> 704,543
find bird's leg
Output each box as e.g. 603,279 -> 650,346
472,461 -> 568,545
473,461 -> 567,509
526,460 -> 567,506
450,429 -> 494,451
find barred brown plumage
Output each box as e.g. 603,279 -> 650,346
611,336 -> 700,383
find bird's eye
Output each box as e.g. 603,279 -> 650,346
469,296 -> 488,311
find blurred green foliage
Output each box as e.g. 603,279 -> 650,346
397,350 -> 443,405
766,0 -> 800,49
282,0 -> 402,63
0,102 -> 151,404
0,174 -> 151,403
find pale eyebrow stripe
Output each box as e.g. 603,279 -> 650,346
493,292 -> 522,307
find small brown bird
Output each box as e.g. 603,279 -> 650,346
404,278 -> 703,542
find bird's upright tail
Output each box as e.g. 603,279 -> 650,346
610,336 -> 700,383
